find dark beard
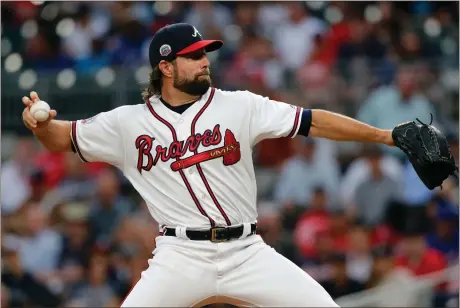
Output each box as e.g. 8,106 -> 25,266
173,75 -> 211,96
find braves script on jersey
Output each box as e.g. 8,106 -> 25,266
70,88 -> 301,229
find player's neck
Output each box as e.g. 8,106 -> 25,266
160,87 -> 201,107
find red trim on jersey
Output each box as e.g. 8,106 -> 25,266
287,106 -> 301,138
146,100 -> 215,227
71,121 -> 89,163
191,88 -> 232,226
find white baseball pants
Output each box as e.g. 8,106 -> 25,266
121,231 -> 339,307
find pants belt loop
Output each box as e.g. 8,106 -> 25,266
175,226 -> 188,239
238,223 -> 252,239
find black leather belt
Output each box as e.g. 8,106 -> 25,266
163,223 -> 257,243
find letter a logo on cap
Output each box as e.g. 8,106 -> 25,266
159,44 -> 172,57
192,26 -> 201,38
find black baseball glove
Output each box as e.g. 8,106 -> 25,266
392,114 -> 459,190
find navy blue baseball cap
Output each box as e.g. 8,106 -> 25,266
148,23 -> 223,68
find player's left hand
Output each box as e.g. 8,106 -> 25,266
391,116 -> 458,189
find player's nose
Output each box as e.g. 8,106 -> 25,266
200,55 -> 210,68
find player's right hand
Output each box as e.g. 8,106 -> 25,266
22,91 -> 57,131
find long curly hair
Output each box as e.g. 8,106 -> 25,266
141,66 -> 162,101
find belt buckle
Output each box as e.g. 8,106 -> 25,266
211,227 -> 228,243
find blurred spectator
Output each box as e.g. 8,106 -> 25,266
310,3 -> 357,69
109,243 -> 142,300
340,144 -> 403,213
184,2 -> 232,39
32,151 -> 68,190
107,215 -> 153,300
110,2 -> 135,27
294,187 -> 333,259
395,230 -> 447,276
337,17 -> 386,65
346,224 -> 373,284
1,138 -> 37,214
397,30 -> 441,64
2,236 -> 61,308
257,2 -> 289,39
33,150 -> 107,191
253,135 -> 294,200
112,216 -> 156,265
320,253 -> 366,299
13,205 -> 63,284
87,3 -> 113,38
348,145 -> 403,226
299,208 -> 349,270
425,202 -> 459,264
68,250 -> 119,307
357,64 -> 437,157
233,2 -> 261,36
24,28 -> 75,72
301,230 -> 335,283
296,33 -> 341,111
328,210 -> 350,254
257,203 -> 301,266
88,168 -> 134,248
225,35 -> 284,91
336,10 -> 392,107
56,202 -> 93,297
75,38 -> 112,74
62,5 -> 94,61
110,19 -> 149,67
274,137 -> 340,207
28,169 -> 48,204
395,230 -> 450,307
54,153 -> 96,202
366,245 -> 395,289
273,2 -> 327,70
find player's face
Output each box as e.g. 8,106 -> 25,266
173,49 -> 211,96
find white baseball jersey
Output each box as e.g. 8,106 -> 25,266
70,88 -> 302,229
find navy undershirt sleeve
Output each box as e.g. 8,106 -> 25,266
297,109 -> 312,137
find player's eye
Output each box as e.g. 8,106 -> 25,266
183,50 -> 206,60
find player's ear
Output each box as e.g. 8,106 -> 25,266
158,60 -> 174,78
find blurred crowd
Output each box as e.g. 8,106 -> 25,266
1,1 -> 459,120
1,1 -> 459,308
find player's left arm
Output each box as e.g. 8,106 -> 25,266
247,92 -> 393,147
307,109 -> 394,146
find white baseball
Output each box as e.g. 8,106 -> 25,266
30,100 -> 50,122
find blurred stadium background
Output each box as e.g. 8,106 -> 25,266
1,1 -> 459,307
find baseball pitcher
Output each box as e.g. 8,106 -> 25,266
22,23 -> 457,307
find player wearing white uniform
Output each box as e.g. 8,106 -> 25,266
22,23 -> 396,307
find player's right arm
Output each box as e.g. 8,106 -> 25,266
22,91 -> 72,152
22,91 -> 125,168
